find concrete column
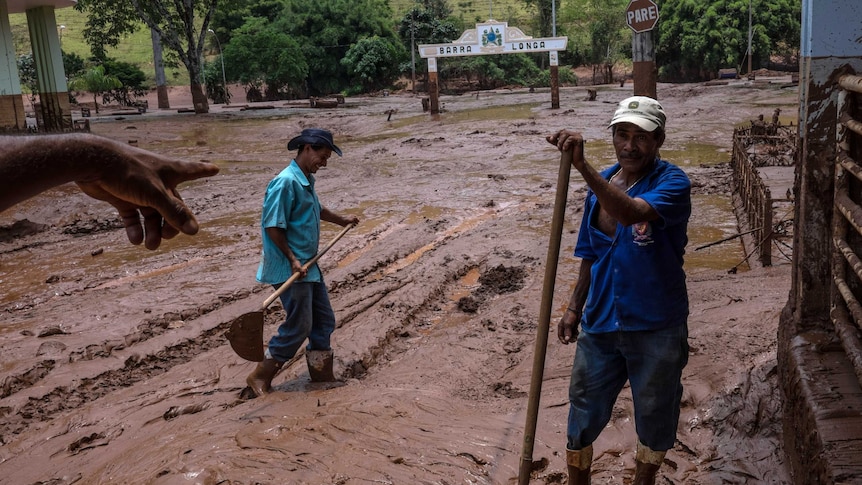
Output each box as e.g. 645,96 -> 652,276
26,5 -> 71,132
0,0 -> 26,131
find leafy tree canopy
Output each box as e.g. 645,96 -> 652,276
656,0 -> 800,81
222,16 -> 308,99
274,0 -> 400,96
68,64 -> 122,113
210,0 -> 285,45
342,36 -> 408,93
102,59 -> 148,105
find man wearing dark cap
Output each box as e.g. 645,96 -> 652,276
247,128 -> 359,397
546,96 -> 691,484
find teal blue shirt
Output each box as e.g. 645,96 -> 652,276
256,161 -> 322,284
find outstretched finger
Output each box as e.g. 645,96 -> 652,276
161,222 -> 180,240
164,160 -> 220,186
118,208 -> 144,245
141,207 -> 164,250
138,187 -> 199,237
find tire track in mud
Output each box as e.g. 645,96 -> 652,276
0,287 -> 260,402
0,205 -> 535,446
320,206 -> 538,384
0,312 -> 243,445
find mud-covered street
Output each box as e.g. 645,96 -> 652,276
0,79 -> 796,484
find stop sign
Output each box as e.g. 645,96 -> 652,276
626,0 -> 659,33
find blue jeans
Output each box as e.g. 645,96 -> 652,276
266,280 -> 336,363
566,325 -> 689,451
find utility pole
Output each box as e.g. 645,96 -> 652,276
551,0 -> 556,36
747,0 -> 753,74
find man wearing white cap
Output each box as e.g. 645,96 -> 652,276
546,96 -> 691,485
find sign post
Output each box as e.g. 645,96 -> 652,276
625,0 -> 659,99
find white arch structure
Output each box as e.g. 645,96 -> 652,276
418,20 -> 567,114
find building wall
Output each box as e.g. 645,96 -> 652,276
780,1 -> 862,483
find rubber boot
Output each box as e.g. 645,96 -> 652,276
566,445 -> 592,485
306,349 -> 336,382
246,358 -> 282,397
633,441 -> 665,485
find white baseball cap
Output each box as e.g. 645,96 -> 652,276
608,96 -> 666,132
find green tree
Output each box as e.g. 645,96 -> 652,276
397,3 -> 459,91
102,59 -> 149,106
210,0 -> 285,45
342,36 -> 407,93
522,0 -> 561,38
68,65 -> 122,114
222,17 -> 307,100
75,0 -> 243,113
417,0 -> 452,19
62,52 -> 87,79
557,0 -> 629,83
276,0 -> 399,96
204,59 -> 230,104
656,0 -> 800,81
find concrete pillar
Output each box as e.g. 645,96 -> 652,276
26,5 -> 71,132
0,0 -> 26,131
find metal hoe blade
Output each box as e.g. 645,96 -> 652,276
225,311 -> 265,362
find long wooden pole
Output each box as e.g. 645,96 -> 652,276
518,152 -> 571,484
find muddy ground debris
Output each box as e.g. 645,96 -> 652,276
0,81 -> 798,483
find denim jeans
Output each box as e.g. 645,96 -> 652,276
566,324 -> 689,451
266,280 -> 336,363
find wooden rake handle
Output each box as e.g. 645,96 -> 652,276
261,222 -> 357,309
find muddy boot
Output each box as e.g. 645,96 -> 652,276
306,349 -> 336,382
246,358 -> 282,397
633,441 -> 665,485
566,445 -> 592,485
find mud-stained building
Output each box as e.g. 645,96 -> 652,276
781,1 -> 862,483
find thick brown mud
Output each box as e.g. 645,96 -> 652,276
0,80 -> 797,484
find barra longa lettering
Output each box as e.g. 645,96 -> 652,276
509,41 -> 546,51
439,45 -> 472,55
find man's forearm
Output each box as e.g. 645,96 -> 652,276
568,259 -> 593,312
0,134 -> 110,212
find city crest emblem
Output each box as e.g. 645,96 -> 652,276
482,27 -> 503,47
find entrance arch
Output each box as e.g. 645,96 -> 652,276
418,20 -> 568,114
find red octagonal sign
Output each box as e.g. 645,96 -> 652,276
626,0 -> 659,33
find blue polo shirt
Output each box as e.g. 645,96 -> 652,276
256,160 -> 322,284
574,159 -> 691,334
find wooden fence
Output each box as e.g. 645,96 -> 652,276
730,123 -> 796,266
831,72 -> 862,387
